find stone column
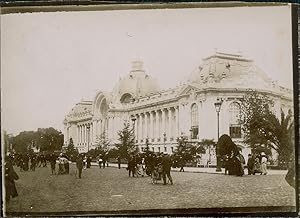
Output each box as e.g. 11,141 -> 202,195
150,111 -> 153,140
161,108 -> 165,138
134,114 -> 137,141
82,124 -> 84,144
175,106 -> 179,138
145,112 -> 149,138
139,114 -> 141,140
81,125 -> 83,144
140,113 -> 144,141
85,124 -> 87,144
155,111 -> 159,141
168,108 -> 173,140
77,125 -> 79,145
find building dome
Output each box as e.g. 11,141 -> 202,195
187,52 -> 272,88
112,61 -> 160,103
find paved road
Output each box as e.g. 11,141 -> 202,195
104,162 -> 288,175
4,164 -> 296,215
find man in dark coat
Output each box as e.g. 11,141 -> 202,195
179,157 -> 185,172
30,154 -> 37,171
128,156 -> 136,177
5,156 -> 19,202
247,154 -> 255,175
49,154 -> 57,175
162,154 -> 173,185
117,156 -> 121,169
76,154 -> 84,178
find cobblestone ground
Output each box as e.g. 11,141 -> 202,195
5,164 -> 296,214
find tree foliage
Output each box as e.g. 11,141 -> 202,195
198,139 -> 216,154
116,121 -> 136,159
94,131 -> 110,157
173,136 -> 197,162
65,138 -> 78,160
241,90 -> 294,167
9,127 -> 63,153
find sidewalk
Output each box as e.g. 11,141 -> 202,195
91,162 -> 288,175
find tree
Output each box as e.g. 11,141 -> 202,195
37,128 -> 64,152
10,127 -> 63,153
197,139 -> 216,154
116,121 -> 136,160
94,131 -> 110,157
65,138 -> 78,161
267,110 -> 294,167
241,90 -> 294,167
173,136 -> 197,163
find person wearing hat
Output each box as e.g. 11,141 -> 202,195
76,154 -> 84,179
261,152 -> 268,175
162,154 -> 173,185
247,154 -> 255,175
5,155 -> 19,202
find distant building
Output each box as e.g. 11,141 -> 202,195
63,52 -> 293,163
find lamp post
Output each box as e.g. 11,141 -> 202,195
87,126 -> 90,153
163,132 -> 167,153
214,99 -> 223,172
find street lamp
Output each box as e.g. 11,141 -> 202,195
87,126 -> 90,153
163,132 -> 167,153
214,99 -> 223,172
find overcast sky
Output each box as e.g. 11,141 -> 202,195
1,5 -> 293,135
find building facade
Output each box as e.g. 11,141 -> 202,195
63,52 -> 293,163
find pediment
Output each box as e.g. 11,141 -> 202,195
178,84 -> 201,97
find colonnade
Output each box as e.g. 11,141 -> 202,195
133,106 -> 179,143
93,118 -> 108,140
77,123 -> 93,146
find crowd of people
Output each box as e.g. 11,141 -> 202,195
247,152 -> 268,175
126,152 -> 173,185
4,145 -> 295,204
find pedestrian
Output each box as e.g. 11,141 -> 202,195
247,154 -> 255,175
128,156 -> 136,177
5,155 -> 19,203
87,156 -> 91,168
76,154 -> 84,179
261,152 -> 268,175
102,157 -> 106,169
136,156 -> 144,177
23,154 -> 29,171
58,154 -> 65,174
83,156 -> 87,169
50,154 -> 57,175
162,154 -> 173,185
236,151 -> 245,176
98,156 -> 103,168
253,155 -> 262,175
117,156 -> 121,169
179,157 -> 185,172
64,157 -> 70,174
30,155 -> 37,171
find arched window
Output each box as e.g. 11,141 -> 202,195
229,102 -> 241,138
120,93 -> 133,104
191,103 -> 199,139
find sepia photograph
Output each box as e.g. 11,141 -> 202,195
1,2 -> 297,216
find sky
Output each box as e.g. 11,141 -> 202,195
1,5 -> 293,135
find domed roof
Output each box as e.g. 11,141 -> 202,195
112,61 -> 160,103
187,52 -> 272,88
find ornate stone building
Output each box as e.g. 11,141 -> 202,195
63,52 -> 292,163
